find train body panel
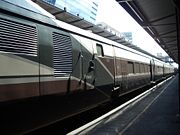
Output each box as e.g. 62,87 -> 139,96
0,1 -> 175,102
0,0 -> 175,131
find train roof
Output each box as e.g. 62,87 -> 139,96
0,0 -> 173,67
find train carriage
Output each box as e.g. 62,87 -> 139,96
0,0 -> 175,133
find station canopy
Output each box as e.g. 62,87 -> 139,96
33,0 -> 128,43
33,0 -> 163,59
116,0 -> 179,63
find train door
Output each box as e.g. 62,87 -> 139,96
94,43 -> 115,97
113,46 -> 128,96
163,64 -> 165,77
113,46 -> 121,96
150,59 -> 155,82
79,37 -> 95,90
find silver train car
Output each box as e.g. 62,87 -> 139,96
0,0 -> 174,128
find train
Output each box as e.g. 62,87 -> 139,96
0,0 -> 174,133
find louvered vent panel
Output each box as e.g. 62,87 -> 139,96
0,18 -> 38,56
53,32 -> 72,77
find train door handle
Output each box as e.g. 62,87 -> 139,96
88,60 -> 95,72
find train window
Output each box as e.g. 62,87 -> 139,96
145,64 -> 148,73
103,44 -> 113,57
96,44 -> 104,57
140,64 -> 145,73
139,64 -> 142,73
143,64 -> 146,73
147,65 -> 149,73
128,61 -> 134,74
121,60 -> 128,74
148,65 -> 150,73
144,64 -> 147,73
134,63 -> 140,73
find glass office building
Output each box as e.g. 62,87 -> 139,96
43,0 -> 99,24
121,32 -> 133,43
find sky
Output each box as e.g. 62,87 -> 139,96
95,0 -> 168,57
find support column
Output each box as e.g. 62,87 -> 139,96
175,1 -> 180,120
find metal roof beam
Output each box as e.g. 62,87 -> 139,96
166,43 -> 177,45
83,25 -> 94,29
166,46 -> 177,49
69,18 -> 84,24
145,23 -> 176,27
166,49 -> 177,53
161,36 -> 177,38
164,39 -> 177,44
159,30 -> 176,36
94,31 -> 104,34
105,35 -> 116,38
113,38 -> 124,41
150,13 -> 176,23
52,8 -> 66,15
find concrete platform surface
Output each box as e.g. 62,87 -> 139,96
85,75 -> 180,135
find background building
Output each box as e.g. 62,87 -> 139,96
43,0 -> 56,5
43,0 -> 99,24
121,32 -> 132,43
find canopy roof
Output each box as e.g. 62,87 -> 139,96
116,0 -> 179,63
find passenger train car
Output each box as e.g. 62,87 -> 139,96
0,0 -> 174,132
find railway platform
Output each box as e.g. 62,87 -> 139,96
78,75 -> 180,135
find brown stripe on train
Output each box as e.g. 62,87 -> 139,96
41,79 -> 93,95
0,82 -> 39,102
0,80 -> 93,102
